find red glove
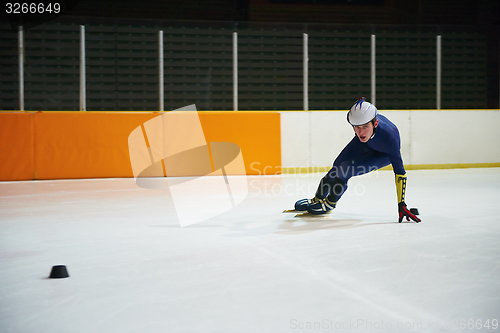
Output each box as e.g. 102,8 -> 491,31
398,202 -> 421,223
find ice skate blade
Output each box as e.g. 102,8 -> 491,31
283,209 -> 300,213
294,212 -> 332,218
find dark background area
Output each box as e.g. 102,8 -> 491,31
5,0 -> 500,27
28,0 -> 500,26
1,0 -> 499,110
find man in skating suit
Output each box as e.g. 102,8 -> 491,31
295,98 -> 421,223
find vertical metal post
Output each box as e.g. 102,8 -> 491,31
371,34 -> 376,105
80,25 -> 86,111
436,35 -> 442,110
159,30 -> 164,111
233,32 -> 238,111
18,26 -> 24,111
303,33 -> 309,111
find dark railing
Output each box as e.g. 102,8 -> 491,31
0,17 -> 496,111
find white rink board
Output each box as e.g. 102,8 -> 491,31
281,110 -> 500,169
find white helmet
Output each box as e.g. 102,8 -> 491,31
347,98 -> 377,126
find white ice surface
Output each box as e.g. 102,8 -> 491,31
1,168 -> 499,333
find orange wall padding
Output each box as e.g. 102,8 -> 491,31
198,112 -> 281,176
0,112 -> 35,181
0,111 -> 281,181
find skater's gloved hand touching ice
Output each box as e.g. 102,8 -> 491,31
398,202 -> 420,223
396,174 -> 421,223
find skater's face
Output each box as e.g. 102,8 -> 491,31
353,119 -> 378,143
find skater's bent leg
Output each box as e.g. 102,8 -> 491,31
337,153 -> 391,182
316,153 -> 391,204
314,175 -> 346,201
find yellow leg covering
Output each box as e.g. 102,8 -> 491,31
395,173 -> 407,204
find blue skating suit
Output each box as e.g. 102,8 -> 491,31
324,113 -> 405,199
